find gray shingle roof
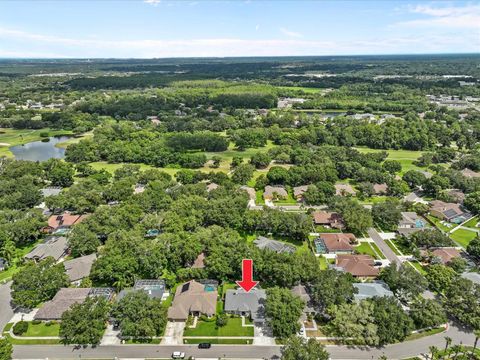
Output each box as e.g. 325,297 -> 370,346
63,254 -> 96,282
224,288 -> 266,322
25,237 -> 68,261
34,288 -> 91,320
353,282 -> 394,302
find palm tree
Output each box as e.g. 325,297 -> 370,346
430,346 -> 439,360
451,344 -> 462,360
445,337 -> 453,354
472,330 -> 480,357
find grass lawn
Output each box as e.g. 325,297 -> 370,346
358,196 -> 391,205
318,256 -> 328,270
0,128 -> 73,157
404,326 -> 445,341
408,261 -> 427,275
314,225 -> 342,233
354,147 -> 424,174
184,338 -> 251,344
55,132 -> 93,149
22,322 -> 60,337
426,215 -> 458,233
125,338 -> 161,344
183,317 -> 253,337
463,216 -> 479,229
385,239 -> 402,255
355,242 -> 381,259
0,240 -> 40,282
450,228 -> 478,248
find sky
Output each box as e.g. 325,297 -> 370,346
0,0 -> 479,58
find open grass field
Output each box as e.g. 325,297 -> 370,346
183,316 -> 253,337
0,128 -> 73,157
55,132 -> 94,148
355,242 -> 382,259
463,216 -> 479,229
450,228 -> 478,248
354,147 -> 424,174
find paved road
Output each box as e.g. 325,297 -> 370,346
12,322 -> 476,360
367,228 -> 401,265
0,281 -> 15,332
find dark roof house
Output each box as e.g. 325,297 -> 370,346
312,211 -> 344,229
63,253 -> 96,283
224,288 -> 266,323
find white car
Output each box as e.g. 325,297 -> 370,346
172,352 -> 185,359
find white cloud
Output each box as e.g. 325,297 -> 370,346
144,0 -> 161,6
0,26 -> 477,58
279,27 -> 303,38
396,3 -> 480,29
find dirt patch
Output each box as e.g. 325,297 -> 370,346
0,143 -> 10,146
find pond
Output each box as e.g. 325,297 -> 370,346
10,136 -> 70,161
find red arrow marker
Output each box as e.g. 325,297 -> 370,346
236,259 -> 258,293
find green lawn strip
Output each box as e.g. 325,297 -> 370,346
255,189 -> 265,205
314,225 -> 342,233
183,317 -> 253,337
408,261 -> 427,275
124,338 -> 161,344
385,239 -> 402,256
22,322 -> 60,337
183,338 -> 251,344
369,242 -> 385,259
404,326 -> 445,341
463,216 -> 479,229
318,256 -> 328,270
450,228 -> 478,248
3,333 -> 61,345
355,242 -> 380,259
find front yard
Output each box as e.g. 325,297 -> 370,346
22,321 -> 60,337
183,316 -> 254,337
355,242 -> 383,259
426,215 -> 458,233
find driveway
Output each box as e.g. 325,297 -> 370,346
161,321 -> 185,345
0,281 -> 15,331
367,228 -> 401,266
253,322 -> 275,345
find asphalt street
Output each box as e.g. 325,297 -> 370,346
0,281 -> 15,332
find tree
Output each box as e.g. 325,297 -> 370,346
383,160 -> 402,174
467,236 -> 480,260
11,257 -> 69,308
43,159 -> 75,187
68,224 -> 101,257
311,269 -> 355,313
372,201 -> 402,231
447,256 -> 467,273
265,287 -> 304,338
444,278 -> 480,329
0,338 -> 12,360
409,229 -> 452,249
250,152 -> 271,169
60,297 -> 110,346
281,336 -> 330,360
464,192 -> 480,214
409,299 -> 447,329
379,263 -> 427,301
111,291 -> 167,338
426,264 -> 457,293
329,300 -> 379,345
231,163 -> 255,184
370,296 -> 413,345
402,170 -> 427,189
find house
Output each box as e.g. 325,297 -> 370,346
45,212 -> 88,232
34,288 -> 91,320
335,184 -> 356,196
314,233 -> 356,255
293,185 -> 309,201
118,279 -> 167,301
206,182 -> 219,193
24,236 -> 68,262
224,288 -> 266,323
63,253 -> 96,284
240,186 -> 256,201
353,282 -> 394,302
167,280 -> 217,321
0,258 -> 7,271
446,189 -> 466,204
253,236 -> 296,254
419,170 -> 433,179
291,284 -> 314,318
312,211 -> 344,229
373,183 -> 388,195
191,253 -> 205,269
429,200 -> 470,223
425,247 -> 461,265
334,254 -> 379,279
461,272 -> 480,285
403,192 -> 427,204
263,186 -> 288,201
397,212 -> 426,235
461,168 -> 480,178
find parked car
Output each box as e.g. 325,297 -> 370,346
172,352 -> 185,359
198,342 -> 211,349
